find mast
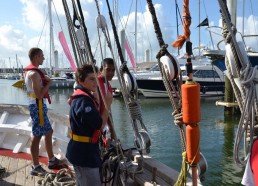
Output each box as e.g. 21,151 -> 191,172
135,0 -> 138,67
16,54 -> 18,74
198,0 -> 200,57
242,0 -> 245,35
48,0 -> 55,75
175,0 -> 180,55
224,0 -> 237,116
227,0 -> 237,25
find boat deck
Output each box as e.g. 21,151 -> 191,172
0,155 -> 51,186
0,154 -> 138,186
0,154 -> 201,186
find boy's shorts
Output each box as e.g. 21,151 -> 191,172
29,104 -> 53,136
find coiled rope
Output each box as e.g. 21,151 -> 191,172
218,0 -> 258,167
38,168 -> 76,186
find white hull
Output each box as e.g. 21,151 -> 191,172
50,78 -> 75,89
0,104 -> 70,159
138,89 -> 173,98
139,88 -> 224,98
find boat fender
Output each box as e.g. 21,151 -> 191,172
76,29 -> 84,49
225,44 -> 238,78
182,83 -> 200,124
160,55 -> 180,80
237,41 -> 249,67
96,15 -> 107,29
123,72 -> 137,92
226,41 -> 249,79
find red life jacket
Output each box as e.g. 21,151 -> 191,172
24,64 -> 51,104
69,89 -> 101,144
251,139 -> 258,184
97,75 -> 113,145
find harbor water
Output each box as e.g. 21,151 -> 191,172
1,79 -> 244,186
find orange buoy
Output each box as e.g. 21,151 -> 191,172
186,124 -> 200,165
181,83 -> 200,124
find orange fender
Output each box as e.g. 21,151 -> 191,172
181,83 -> 200,124
186,124 -> 200,165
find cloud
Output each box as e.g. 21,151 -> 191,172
0,25 -> 25,51
0,1 -> 258,70
21,0 -> 47,32
0,25 -> 28,65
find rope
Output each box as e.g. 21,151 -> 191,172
218,0 -> 258,167
75,0 -> 95,64
146,0 -> 165,47
62,0 -> 82,67
174,152 -> 187,186
38,168 -> 76,186
0,165 -> 6,178
172,0 -> 191,49
146,0 -> 186,152
128,100 -> 142,120
234,64 -> 258,166
104,0 -> 150,157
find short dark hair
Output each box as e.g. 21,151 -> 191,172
101,58 -> 114,68
75,64 -> 98,83
28,47 -> 43,61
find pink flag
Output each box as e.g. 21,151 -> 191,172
58,31 -> 77,71
125,39 -> 136,70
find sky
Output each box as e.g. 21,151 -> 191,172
0,0 -> 258,69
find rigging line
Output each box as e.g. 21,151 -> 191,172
124,0 -> 134,29
105,0 -> 151,155
175,0 -> 183,26
52,0 -> 63,31
70,1 -> 86,65
174,0 -> 180,55
76,5 -> 94,64
146,0 -> 186,150
37,3 -> 49,46
105,0 -> 125,64
118,0 -> 153,62
94,0 -> 123,145
75,0 -> 95,63
139,0 -> 153,58
62,0 -> 81,67
202,0 -> 208,18
94,0 -> 105,64
37,10 -> 48,47
248,0 -> 258,40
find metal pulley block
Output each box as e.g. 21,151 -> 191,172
188,152 -> 208,182
75,29 -> 84,49
160,55 -> 180,80
123,72 -> 137,92
96,15 -> 107,29
134,129 -> 151,154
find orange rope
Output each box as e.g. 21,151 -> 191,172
172,0 -> 191,49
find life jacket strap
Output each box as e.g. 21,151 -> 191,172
70,132 -> 92,143
29,93 -> 44,127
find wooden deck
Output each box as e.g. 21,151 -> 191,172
0,155 -> 52,186
0,154 -> 201,186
